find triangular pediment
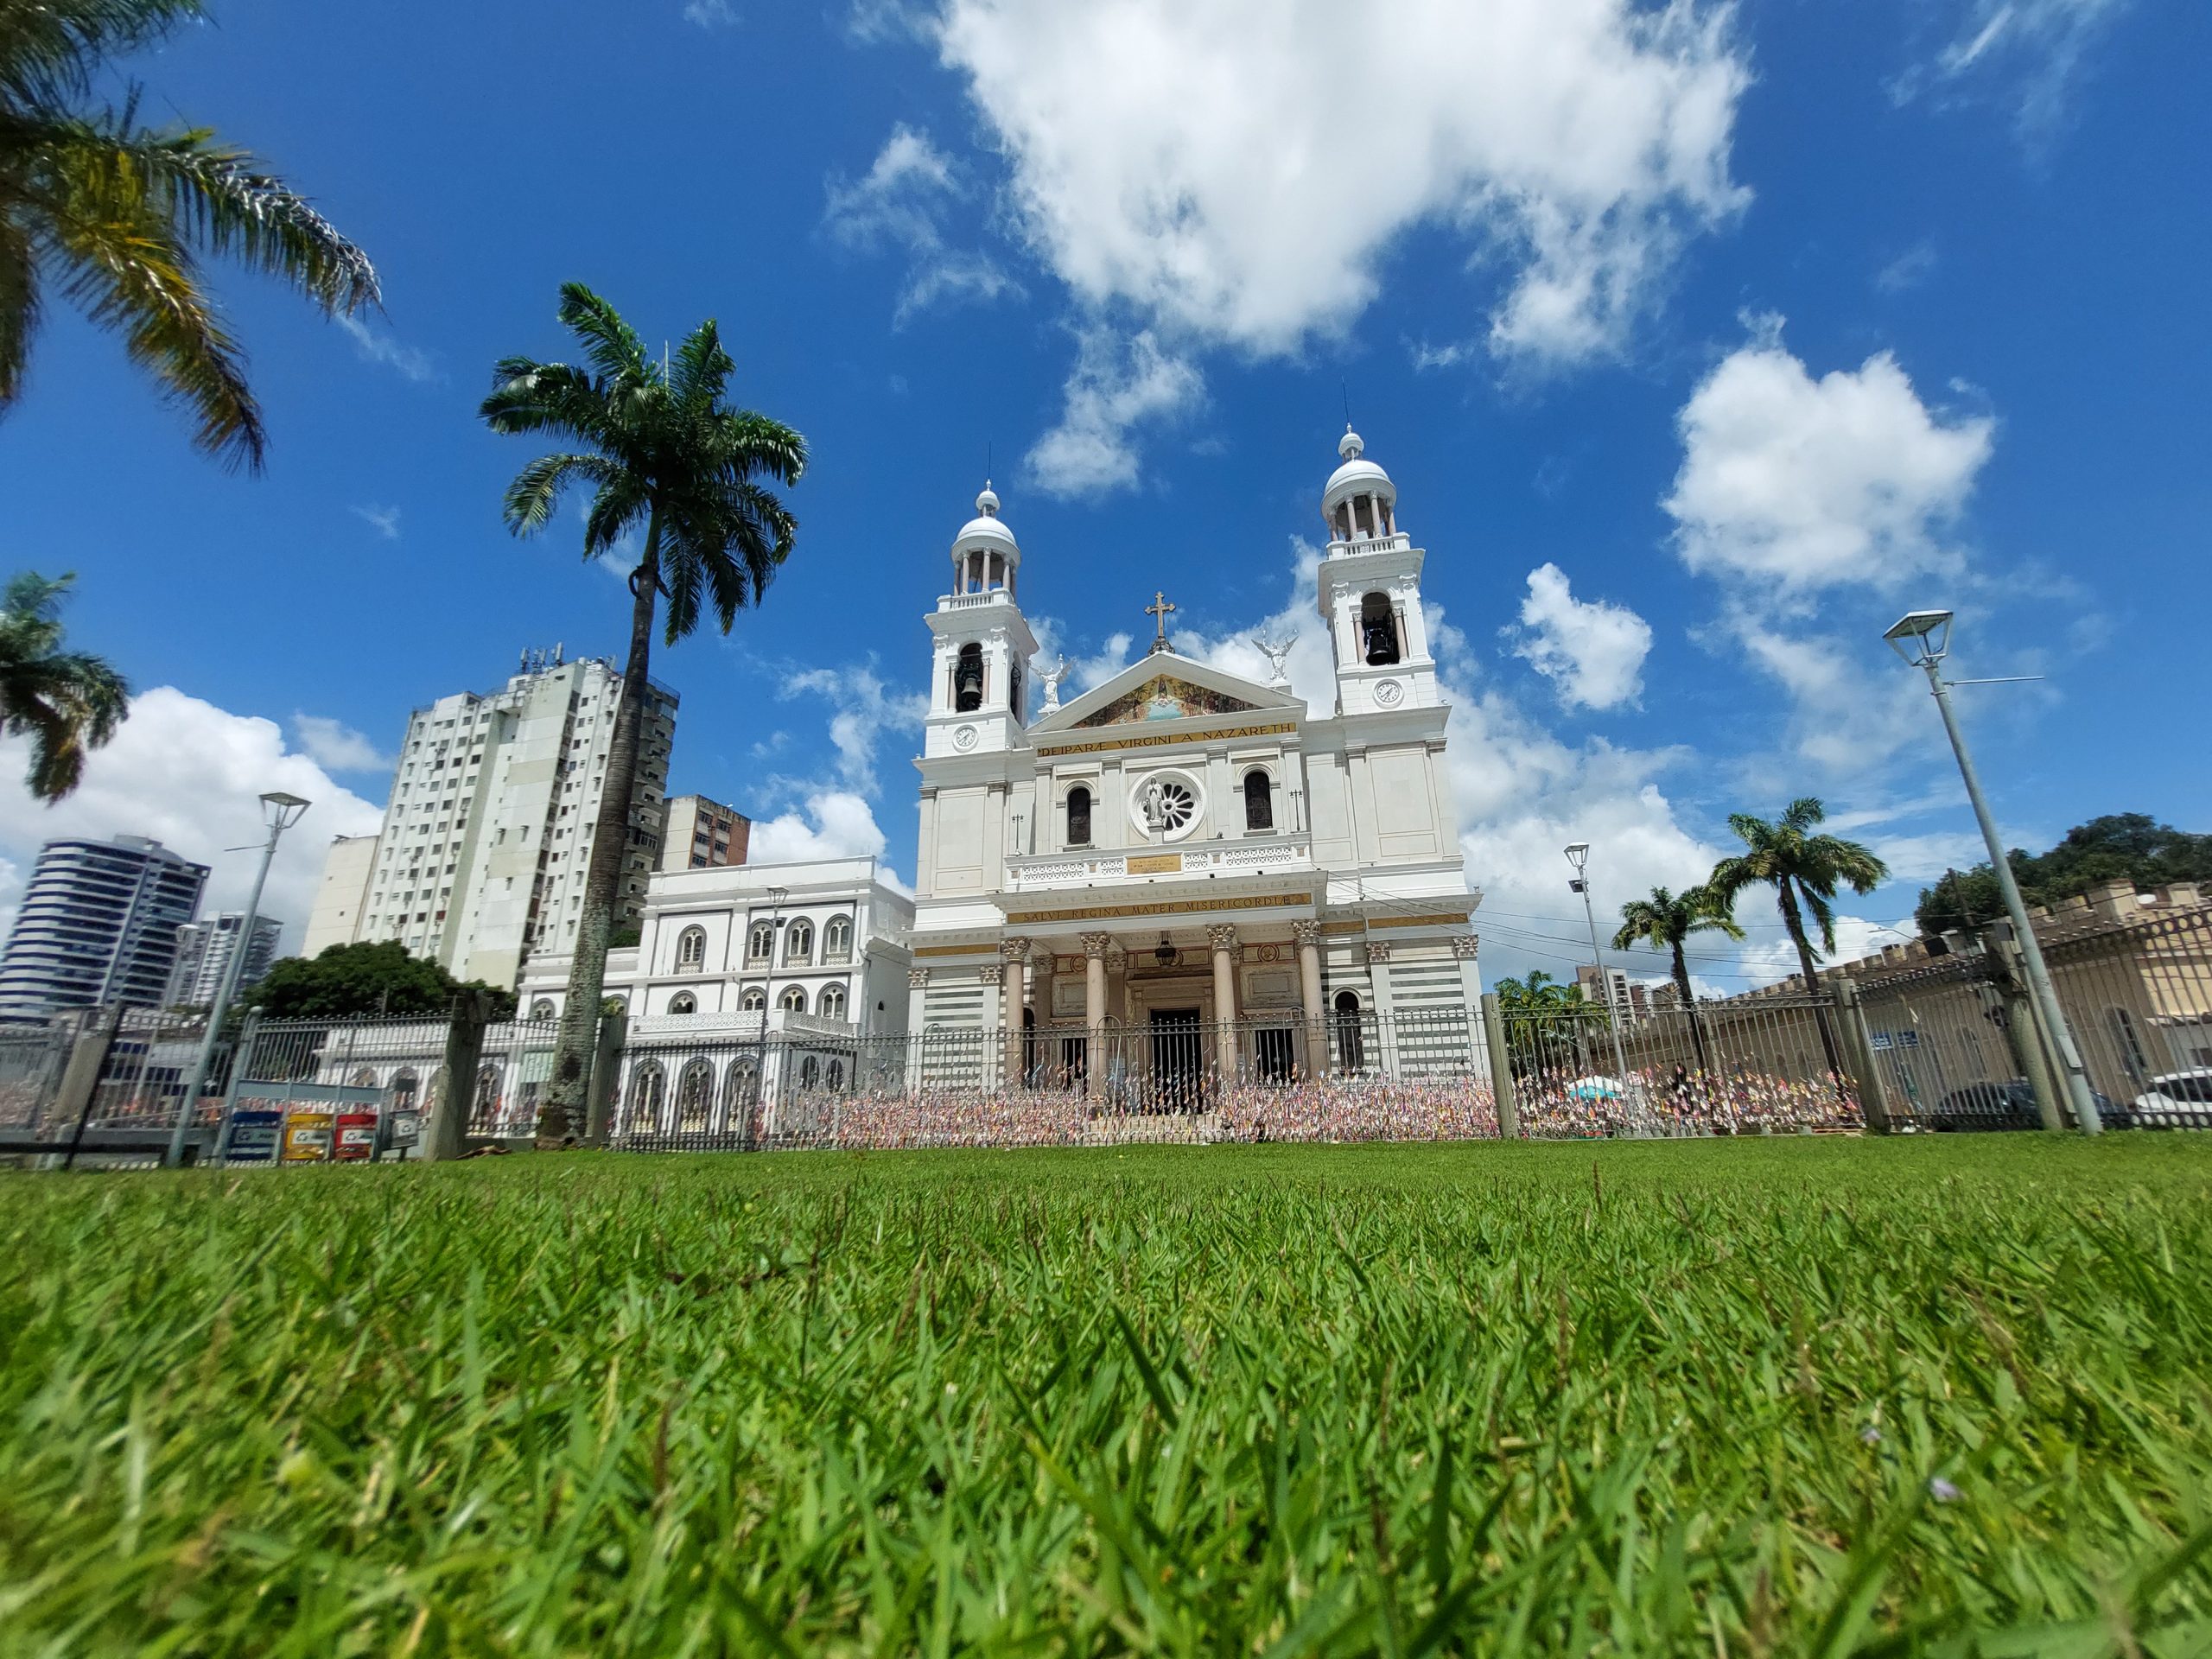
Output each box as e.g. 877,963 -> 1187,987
1033,651 -> 1300,734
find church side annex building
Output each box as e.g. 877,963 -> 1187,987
906,429 -> 1484,1096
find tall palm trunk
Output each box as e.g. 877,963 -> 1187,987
542,515 -> 661,1142
1777,878 -> 1845,1081
1669,941 -> 1713,1084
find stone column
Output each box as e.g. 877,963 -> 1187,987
1000,938 -> 1031,1088
1208,924 -> 1240,1080
1293,919 -> 1325,1077
977,963 -> 1006,1088
1082,931 -> 1111,1095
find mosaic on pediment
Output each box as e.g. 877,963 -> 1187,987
1073,676 -> 1261,728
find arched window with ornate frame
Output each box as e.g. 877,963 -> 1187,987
785,918 -> 814,964
676,925 -> 707,969
823,915 -> 853,963
780,985 -> 808,1012
741,986 -> 766,1011
817,983 -> 847,1020
668,991 -> 697,1015
626,1062 -> 666,1136
747,921 -> 774,964
1066,784 -> 1093,848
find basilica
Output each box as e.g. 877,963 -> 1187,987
905,429 -> 1484,1086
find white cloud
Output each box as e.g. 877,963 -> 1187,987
823,124 -> 1017,323
747,790 -> 894,865
1025,327 -> 1203,499
289,715 -> 395,775
1666,322 -> 1995,596
1874,240 -> 1938,293
336,315 -> 440,384
1866,830 -> 1992,881
1662,321 -> 2001,781
1898,0 -> 2131,140
683,0 -> 739,26
930,0 -> 1749,364
1734,914 -> 1903,988
0,689 -> 384,957
1510,562 -> 1653,710
780,663 -> 928,796
351,504 -> 402,540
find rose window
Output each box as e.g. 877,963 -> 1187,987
1130,773 -> 1203,842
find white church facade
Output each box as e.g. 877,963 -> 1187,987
906,429 -> 1483,1091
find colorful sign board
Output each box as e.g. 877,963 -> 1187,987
281,1111 -> 334,1163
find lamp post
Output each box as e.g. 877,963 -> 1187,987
1883,609 -> 2100,1135
166,791 -> 310,1166
1564,842 -> 1632,1089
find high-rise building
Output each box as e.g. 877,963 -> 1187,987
0,836 -> 208,1020
301,834 -> 378,958
658,793 -> 750,872
1577,963 -> 1647,1020
164,912 -> 283,1009
303,649 -> 677,990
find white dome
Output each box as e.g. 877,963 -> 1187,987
1324,450 -> 1395,512
953,480 -> 1020,560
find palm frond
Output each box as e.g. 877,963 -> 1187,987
556,283 -> 648,384
500,453 -> 615,537
29,140 -> 264,467
669,317 -> 731,407
580,476 -> 649,561
0,1 -> 201,106
0,213 -> 36,404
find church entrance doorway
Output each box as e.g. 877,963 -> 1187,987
1148,1007 -> 1205,1112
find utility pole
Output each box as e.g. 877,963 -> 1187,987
1565,842 -> 1632,1088
1885,611 -> 2099,1134
165,792 -> 310,1166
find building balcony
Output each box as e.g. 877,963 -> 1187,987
1004,832 -> 1314,893
1325,532 -> 1411,557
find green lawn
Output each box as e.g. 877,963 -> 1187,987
3,1139 -> 2209,1655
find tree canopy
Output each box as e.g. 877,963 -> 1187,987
1915,814 -> 2212,938
0,571 -> 126,800
245,941 -> 515,1021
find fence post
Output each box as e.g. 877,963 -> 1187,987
584,1012 -> 626,1147
1983,930 -> 2064,1132
1480,993 -> 1520,1141
1829,979 -> 1892,1134
56,1006 -> 127,1170
212,1010 -> 263,1165
427,994 -> 492,1163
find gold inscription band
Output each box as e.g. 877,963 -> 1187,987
1035,720 -> 1298,758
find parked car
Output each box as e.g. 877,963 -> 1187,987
1930,1078 -> 2130,1132
2130,1069 -> 2212,1128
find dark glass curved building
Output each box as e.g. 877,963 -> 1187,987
0,836 -> 208,1021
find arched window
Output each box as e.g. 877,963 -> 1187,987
785,918 -> 813,964
723,1057 -> 758,1114
823,916 -> 853,962
741,986 -> 766,1011
1009,660 -> 1023,721
798,1055 -> 821,1090
1360,592 -> 1401,665
626,1062 -> 666,1135
1066,785 -> 1092,847
669,991 -> 697,1015
827,1059 -> 845,1090
954,643 -> 984,712
817,983 -> 847,1020
1333,990 -> 1367,1074
676,1059 -> 714,1132
529,998 -> 556,1020
676,925 -> 706,969
780,986 -> 807,1012
1243,770 -> 1274,832
747,921 -> 774,963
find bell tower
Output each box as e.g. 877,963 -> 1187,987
924,483 -> 1038,758
1315,428 -> 1439,716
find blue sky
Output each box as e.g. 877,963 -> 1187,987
1,0 -> 2204,991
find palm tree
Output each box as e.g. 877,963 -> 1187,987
1491,970 -> 1591,1078
0,571 -> 127,801
1709,798 -> 1889,1077
482,283 -> 805,1141
2,0 -> 378,469
1611,884 -> 1743,1081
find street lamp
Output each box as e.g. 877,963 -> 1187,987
166,791 -> 311,1166
1563,842 -> 1631,1088
1884,608 -> 2100,1134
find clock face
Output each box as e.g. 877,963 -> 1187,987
952,724 -> 979,751
1374,678 -> 1405,707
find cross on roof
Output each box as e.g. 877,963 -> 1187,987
1145,590 -> 1176,654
